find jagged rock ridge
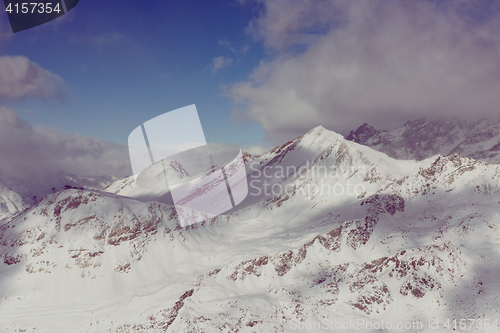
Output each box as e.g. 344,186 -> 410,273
347,118 -> 500,163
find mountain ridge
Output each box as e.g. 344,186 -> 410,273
0,125 -> 499,331
346,118 -> 500,163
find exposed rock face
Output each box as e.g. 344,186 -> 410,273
346,118 -> 500,163
346,123 -> 382,146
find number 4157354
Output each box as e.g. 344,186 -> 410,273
5,2 -> 61,14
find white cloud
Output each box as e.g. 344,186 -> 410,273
219,39 -> 250,54
212,56 -> 233,72
244,0 -> 342,52
0,54 -> 127,194
241,144 -> 271,156
0,106 -> 132,180
218,39 -> 238,53
241,44 -> 250,54
0,55 -> 67,102
230,0 -> 500,143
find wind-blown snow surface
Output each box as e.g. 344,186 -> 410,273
1,126 -> 500,332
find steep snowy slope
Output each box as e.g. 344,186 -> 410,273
1,126 -> 500,332
104,159 -> 189,203
0,181 -> 25,221
347,118 -> 500,163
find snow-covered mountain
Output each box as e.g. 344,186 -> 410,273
1,126 -> 500,332
0,170 -> 119,213
104,159 -> 190,203
346,118 -> 500,163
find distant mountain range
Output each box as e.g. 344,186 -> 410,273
346,118 -> 500,163
1,125 -> 499,331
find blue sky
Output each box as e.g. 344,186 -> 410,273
2,0 -> 268,146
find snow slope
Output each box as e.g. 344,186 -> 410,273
1,126 -> 500,332
104,159 -> 189,204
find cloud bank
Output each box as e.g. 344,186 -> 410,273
230,0 -> 500,142
0,54 -> 131,186
0,55 -> 67,102
0,106 -> 132,181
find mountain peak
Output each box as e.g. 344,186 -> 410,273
346,122 -> 381,145
303,125 -> 344,140
305,125 -> 327,134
